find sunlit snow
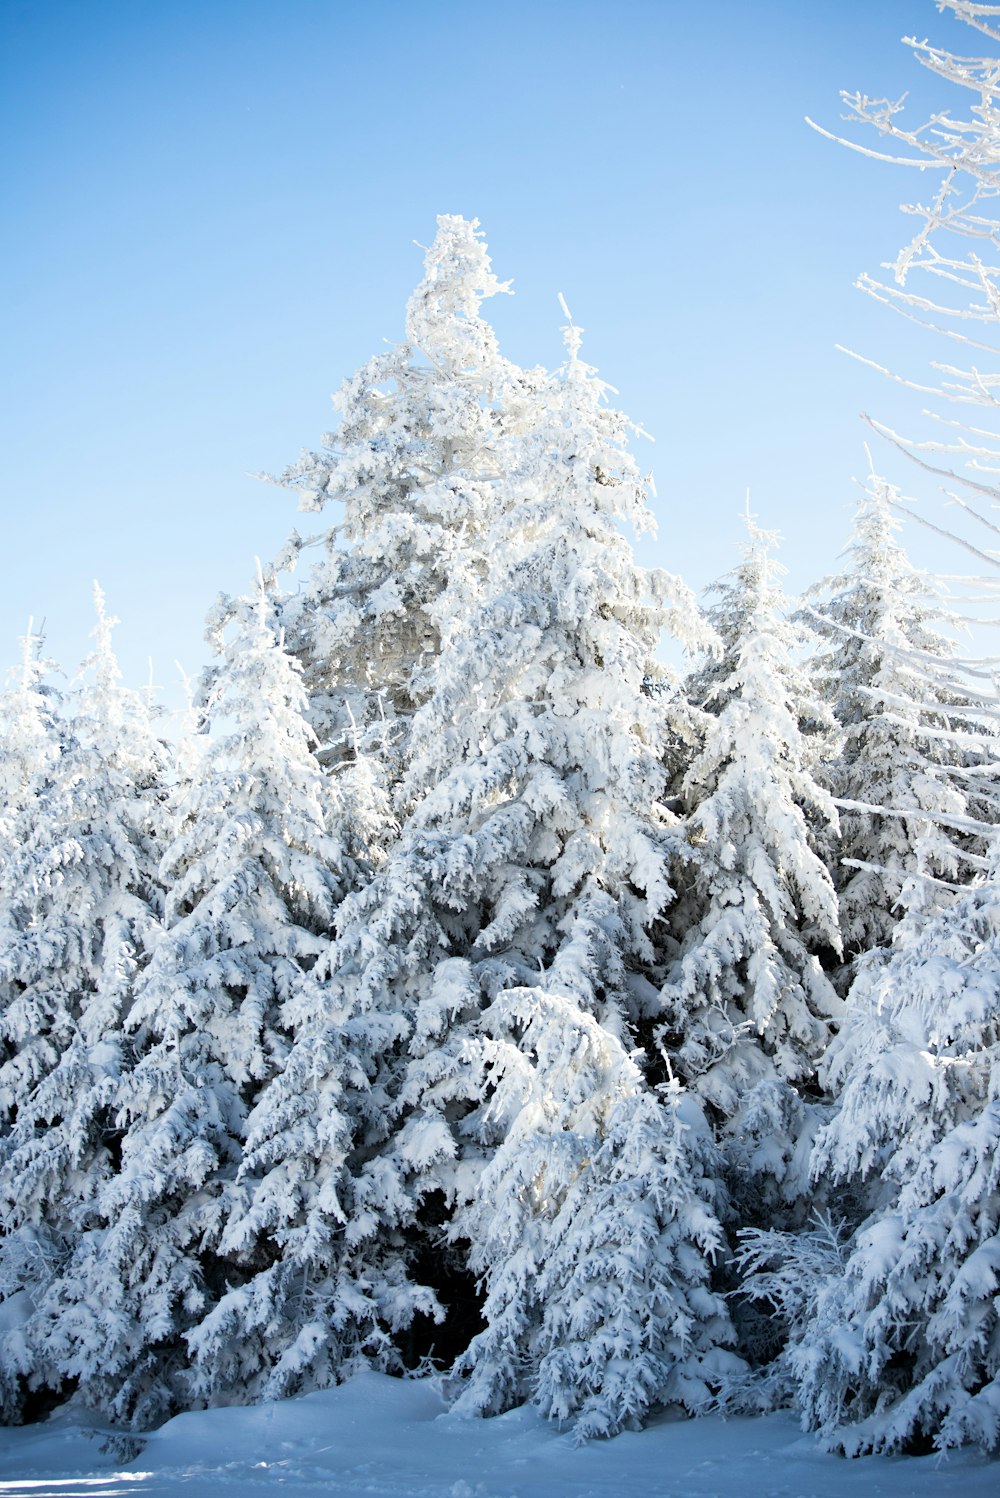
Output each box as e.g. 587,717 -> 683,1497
0,1372 -> 994,1498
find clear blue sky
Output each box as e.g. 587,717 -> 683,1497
0,0 -> 975,713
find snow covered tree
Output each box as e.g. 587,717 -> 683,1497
270,214 -> 530,797
0,627 -> 69,1132
21,575 -> 357,1426
529,1081 -> 728,1439
809,468 -> 989,969
458,1052 -> 734,1440
763,844 -> 1000,1455
171,219 -> 532,1409
740,7 -> 1000,1453
0,624 -> 62,843
326,298 -> 730,1435
0,592 -> 170,1418
659,518 -> 842,1231
0,625 -> 68,1420
186,263 -> 731,1433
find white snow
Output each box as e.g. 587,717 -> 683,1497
0,1371 -> 993,1498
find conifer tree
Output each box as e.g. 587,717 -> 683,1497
659,519 -> 842,1227
0,592 -> 170,1417
0,627 -> 69,1132
329,298 -> 730,1435
759,846 -> 1000,1455
0,625 -> 68,1419
23,576 -> 352,1425
809,470 -> 983,967
189,253 -> 733,1434
180,218 -> 528,1407
271,214 -> 528,794
732,4 -> 1000,1451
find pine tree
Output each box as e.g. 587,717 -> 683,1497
770,847 -> 1000,1454
732,6 -> 1000,1450
330,298 -> 730,1435
22,577 -> 352,1426
0,627 -> 69,1133
531,1081 -> 731,1440
659,518 -> 842,1229
809,470 -> 985,967
0,625 -> 68,1418
176,219 -> 531,1407
0,592 -> 170,1417
271,214 -> 529,795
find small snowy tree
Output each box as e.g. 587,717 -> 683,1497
0,627 -> 69,1131
660,518 -> 842,1229
529,1081 -> 729,1440
0,625 -> 68,1418
0,592 -> 170,1417
770,845 -> 1000,1455
809,468 -> 987,967
24,576 -> 355,1426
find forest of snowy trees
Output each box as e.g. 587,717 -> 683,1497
2,0 -> 1000,1462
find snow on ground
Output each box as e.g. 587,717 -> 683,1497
0,1371 -> 995,1498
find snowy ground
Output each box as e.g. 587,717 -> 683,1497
0,1372 -> 995,1498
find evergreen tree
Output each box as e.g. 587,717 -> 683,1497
22,577 -> 352,1425
0,592 -> 170,1417
735,7 -> 1000,1446
0,625 -> 68,1419
334,299 -> 730,1435
190,261 -> 732,1434
0,626 -> 64,1061
659,519 -> 842,1228
765,848 -> 1000,1454
271,213 -> 529,794
0,627 -> 69,1133
809,470 -> 985,967
179,218 -> 530,1407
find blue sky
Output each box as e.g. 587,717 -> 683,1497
0,0 -> 975,712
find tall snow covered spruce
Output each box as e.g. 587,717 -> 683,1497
660,517 -> 842,1238
174,221 -> 741,1437
178,219 -> 529,1407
